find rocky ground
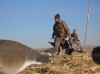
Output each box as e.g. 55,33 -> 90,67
18,49 -> 100,74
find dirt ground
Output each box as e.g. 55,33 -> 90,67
18,49 -> 100,74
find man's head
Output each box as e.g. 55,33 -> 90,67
73,29 -> 76,33
54,14 -> 61,23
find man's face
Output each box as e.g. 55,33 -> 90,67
55,18 -> 60,23
73,30 -> 76,33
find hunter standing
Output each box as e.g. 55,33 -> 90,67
71,29 -> 78,41
52,14 -> 70,55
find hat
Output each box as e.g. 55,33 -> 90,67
54,14 -> 60,19
73,29 -> 76,31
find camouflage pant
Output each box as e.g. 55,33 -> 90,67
54,37 -> 65,55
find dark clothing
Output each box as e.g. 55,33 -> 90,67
71,33 -> 78,41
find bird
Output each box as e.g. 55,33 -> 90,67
0,40 -> 50,74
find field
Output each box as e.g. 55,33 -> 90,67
19,49 -> 100,74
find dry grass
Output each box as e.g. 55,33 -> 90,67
18,49 -> 100,74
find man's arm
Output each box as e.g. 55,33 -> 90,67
62,21 -> 70,35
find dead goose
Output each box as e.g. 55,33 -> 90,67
0,40 -> 50,74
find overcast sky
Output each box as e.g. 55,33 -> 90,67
0,0 -> 100,48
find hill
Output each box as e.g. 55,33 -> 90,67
18,49 -> 100,74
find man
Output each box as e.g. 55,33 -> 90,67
52,14 -> 70,55
70,29 -> 82,52
71,29 -> 78,41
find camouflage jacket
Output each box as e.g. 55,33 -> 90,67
52,21 -> 70,38
71,33 -> 78,41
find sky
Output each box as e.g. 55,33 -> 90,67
0,0 -> 100,48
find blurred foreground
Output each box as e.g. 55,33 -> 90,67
18,49 -> 100,74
